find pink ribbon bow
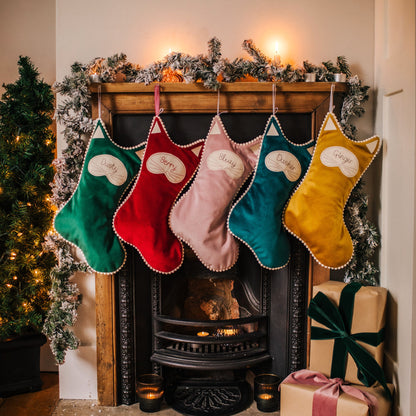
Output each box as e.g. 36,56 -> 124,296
281,369 -> 379,416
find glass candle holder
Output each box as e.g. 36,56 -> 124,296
334,73 -> 347,82
254,374 -> 281,412
304,73 -> 316,82
136,374 -> 164,413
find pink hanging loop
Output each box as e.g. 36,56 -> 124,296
154,84 -> 160,116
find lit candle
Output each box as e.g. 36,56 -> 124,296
273,41 -> 281,66
197,331 -> 209,337
137,374 -> 164,413
254,374 -> 281,412
89,72 -> 100,83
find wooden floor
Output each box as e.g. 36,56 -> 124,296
0,373 -> 59,416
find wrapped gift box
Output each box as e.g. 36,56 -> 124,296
280,378 -> 393,416
309,281 -> 387,386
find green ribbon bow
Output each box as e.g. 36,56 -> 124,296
308,282 -> 392,400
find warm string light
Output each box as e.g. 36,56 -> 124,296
15,127 -> 21,143
10,251 -> 17,260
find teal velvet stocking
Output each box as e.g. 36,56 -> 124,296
54,119 -> 145,274
228,115 -> 314,269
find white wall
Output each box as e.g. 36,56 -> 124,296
0,0 -> 55,89
374,0 -> 416,415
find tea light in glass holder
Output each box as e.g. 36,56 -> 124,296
136,374 -> 164,413
89,73 -> 101,83
334,73 -> 347,82
304,73 -> 316,82
254,373 -> 281,412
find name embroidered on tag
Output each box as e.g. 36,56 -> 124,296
207,149 -> 245,179
320,146 -> 359,178
265,150 -> 302,182
146,152 -> 187,183
88,154 -> 128,186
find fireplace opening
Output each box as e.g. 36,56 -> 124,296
152,248 -> 271,374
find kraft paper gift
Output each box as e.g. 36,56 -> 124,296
280,371 -> 393,416
309,281 -> 388,388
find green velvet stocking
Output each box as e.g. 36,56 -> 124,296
54,119 -> 145,274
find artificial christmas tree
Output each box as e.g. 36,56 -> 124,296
0,56 -> 56,395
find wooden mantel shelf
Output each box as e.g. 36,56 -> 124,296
90,81 -> 348,116
89,81 -> 347,93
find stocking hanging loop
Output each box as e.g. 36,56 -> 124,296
216,88 -> 228,117
272,83 -> 278,114
329,83 -> 335,113
154,83 -> 163,115
98,84 -> 102,119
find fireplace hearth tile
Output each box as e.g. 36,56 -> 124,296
52,399 -> 280,415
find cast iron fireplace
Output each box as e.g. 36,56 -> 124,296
111,113 -> 311,412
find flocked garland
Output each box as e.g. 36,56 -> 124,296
45,38 -> 379,363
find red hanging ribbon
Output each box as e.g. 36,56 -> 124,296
281,370 -> 379,416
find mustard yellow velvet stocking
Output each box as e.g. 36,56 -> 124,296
283,113 -> 381,269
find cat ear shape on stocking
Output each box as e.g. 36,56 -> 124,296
54,119 -> 145,274
113,116 -> 204,274
228,115 -> 314,270
283,112 -> 381,269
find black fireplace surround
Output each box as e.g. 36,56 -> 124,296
112,113 -> 311,412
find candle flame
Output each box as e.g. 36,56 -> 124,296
258,393 -> 273,400
274,41 -> 279,56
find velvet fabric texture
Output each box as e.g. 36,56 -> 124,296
170,115 -> 262,271
283,113 -> 381,269
113,116 -> 204,274
228,115 -> 314,269
54,119 -> 145,274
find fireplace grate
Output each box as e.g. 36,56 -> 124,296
151,315 -> 271,370
166,340 -> 259,354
